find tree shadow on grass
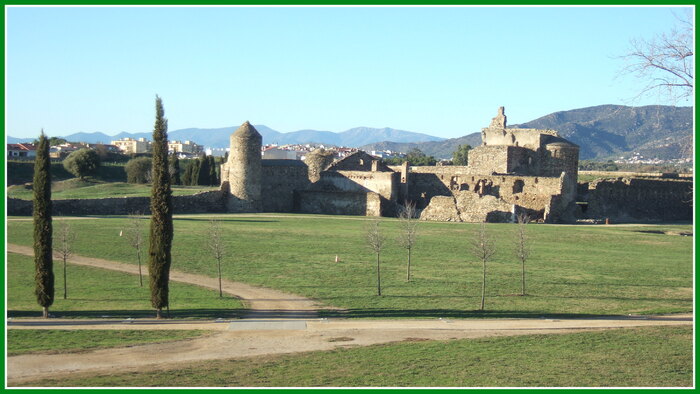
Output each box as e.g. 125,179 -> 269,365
8,308 -> 245,320
318,308 -> 647,320
174,218 -> 278,223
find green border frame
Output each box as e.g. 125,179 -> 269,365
1,2 -> 696,392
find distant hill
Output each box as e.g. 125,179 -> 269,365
361,134 -> 482,159
362,105 -> 693,160
8,125 -> 444,149
511,105 -> 692,160
7,136 -> 35,144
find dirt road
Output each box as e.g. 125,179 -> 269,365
7,243 -> 319,319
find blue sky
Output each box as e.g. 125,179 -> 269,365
6,6 -> 694,139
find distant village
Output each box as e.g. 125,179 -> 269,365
7,136 -> 405,162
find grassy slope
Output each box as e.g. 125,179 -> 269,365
21,326 -> 692,387
7,330 -> 208,356
7,252 -> 244,319
7,215 -> 692,317
7,178 -> 218,200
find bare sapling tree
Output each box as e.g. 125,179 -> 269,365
620,10 -> 693,103
56,219 -> 76,300
397,202 -> 419,282
366,219 -> 386,296
471,223 -> 495,311
208,219 -> 225,298
514,213 -> 531,296
125,213 -> 146,286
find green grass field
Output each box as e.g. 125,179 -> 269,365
19,325 -> 692,387
7,330 -> 208,356
7,252 -> 244,319
7,178 -> 218,200
7,214 -> 692,318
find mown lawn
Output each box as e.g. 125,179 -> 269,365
20,325 -> 692,387
7,178 -> 217,200
6,214 -> 692,318
7,330 -> 208,356
7,252 -> 244,319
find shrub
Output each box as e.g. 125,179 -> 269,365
62,148 -> 100,179
125,157 -> 152,184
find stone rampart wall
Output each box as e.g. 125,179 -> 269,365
316,171 -> 398,201
7,190 -> 227,216
583,177 -> 692,221
297,190 -> 381,216
261,164 -> 310,212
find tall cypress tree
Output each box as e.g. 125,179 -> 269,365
208,155 -> 218,185
33,132 -> 54,318
148,96 -> 173,319
181,160 -> 192,185
190,160 -> 201,186
197,154 -> 210,186
169,154 -> 181,185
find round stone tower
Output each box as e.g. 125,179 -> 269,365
304,148 -> 335,182
225,121 -> 262,212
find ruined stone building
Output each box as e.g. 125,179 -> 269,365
216,109 -> 691,223
220,109 -> 583,223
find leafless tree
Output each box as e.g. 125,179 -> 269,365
56,219 -> 76,300
514,213 -> 531,296
124,213 -> 146,287
397,202 -> 419,282
471,223 -> 495,311
366,219 -> 386,296
208,219 -> 225,298
620,10 -> 693,103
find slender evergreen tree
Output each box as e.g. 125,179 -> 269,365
208,156 -> 218,185
33,132 -> 54,318
148,96 -> 173,319
181,160 -> 193,185
197,154 -> 211,186
169,154 -> 181,185
190,160 -> 201,186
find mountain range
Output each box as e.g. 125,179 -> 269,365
360,105 -> 693,160
7,105 -> 692,161
7,126 -> 444,149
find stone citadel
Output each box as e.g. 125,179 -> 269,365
218,107 -> 691,223
8,108 -> 691,222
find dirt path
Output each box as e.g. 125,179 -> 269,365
7,315 -> 691,385
6,243 -> 693,386
6,243 -> 319,319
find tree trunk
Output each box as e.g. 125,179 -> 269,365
42,306 -> 49,318
217,258 -> 223,298
406,248 -> 412,282
156,308 -> 162,319
521,259 -> 526,296
480,259 -> 486,311
63,257 -> 67,299
376,252 -> 381,296
137,250 -> 143,287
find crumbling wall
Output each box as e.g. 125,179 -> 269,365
419,192 -> 514,223
409,166 -> 574,223
327,151 -> 393,172
297,190 -> 381,216
468,146 -> 511,174
261,161 -> 310,212
583,177 -> 692,222
314,171 -> 398,201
